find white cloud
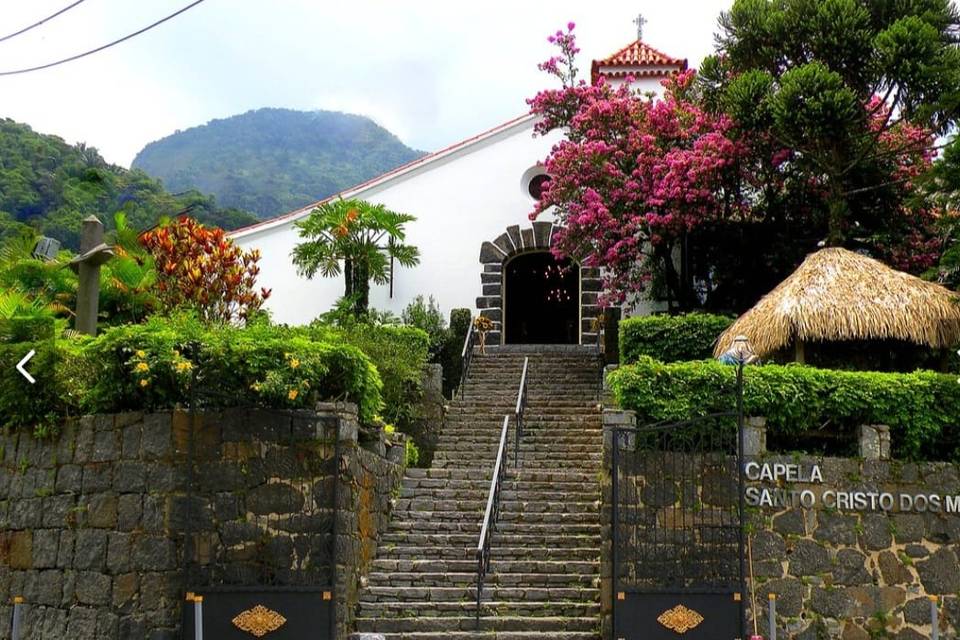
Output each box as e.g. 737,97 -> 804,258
0,0 -> 732,166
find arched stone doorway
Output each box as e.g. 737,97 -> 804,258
504,252 -> 579,344
477,221 -> 601,346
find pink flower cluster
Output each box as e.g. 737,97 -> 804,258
528,28 -> 749,303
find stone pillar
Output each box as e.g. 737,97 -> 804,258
744,416 -> 767,457
602,408 -> 636,455
859,424 -> 891,460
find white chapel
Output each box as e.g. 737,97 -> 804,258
230,39 -> 687,345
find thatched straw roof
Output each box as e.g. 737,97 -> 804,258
714,247 -> 960,358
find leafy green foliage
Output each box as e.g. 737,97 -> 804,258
619,314 -> 735,363
132,108 -> 424,219
402,295 -> 448,363
609,356 -> 960,460
405,438 -> 420,467
293,199 -> 420,316
309,320 -> 430,433
700,0 -> 959,272
441,308 -> 471,398
0,317 -> 392,434
0,332 -> 93,436
0,118 -> 257,251
85,317 -> 384,422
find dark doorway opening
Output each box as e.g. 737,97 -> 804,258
504,252 -> 579,344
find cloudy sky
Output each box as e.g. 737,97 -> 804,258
1,0 -> 731,167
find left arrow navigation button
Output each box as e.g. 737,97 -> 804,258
16,349 -> 35,384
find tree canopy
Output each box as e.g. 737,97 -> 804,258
530,7 -> 960,312
0,118 -> 257,251
132,108 -> 425,219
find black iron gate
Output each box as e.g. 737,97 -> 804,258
180,375 -> 339,640
611,372 -> 746,640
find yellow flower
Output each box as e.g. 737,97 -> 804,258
289,358 -> 300,369
288,389 -> 299,401
139,379 -> 149,387
135,350 -> 146,358
134,362 -> 149,373
176,360 -> 193,372
384,424 -> 395,435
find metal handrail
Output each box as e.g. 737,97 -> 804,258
459,318 -> 476,399
475,414 -> 509,629
514,357 -> 529,467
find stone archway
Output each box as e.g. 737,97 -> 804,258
477,221 -> 601,346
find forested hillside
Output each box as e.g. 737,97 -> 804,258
0,118 -> 258,250
132,108 -> 424,218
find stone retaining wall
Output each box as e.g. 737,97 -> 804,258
601,409 -> 960,639
0,404 -> 404,640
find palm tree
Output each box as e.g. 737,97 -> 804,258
292,198 -> 420,317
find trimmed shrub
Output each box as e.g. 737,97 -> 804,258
87,317 -> 385,422
609,356 -> 960,461
0,316 -> 386,435
402,295 -> 448,363
0,337 -> 94,436
312,323 -> 429,431
619,313 -> 734,363
442,308 -> 472,397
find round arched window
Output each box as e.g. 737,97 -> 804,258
527,173 -> 550,200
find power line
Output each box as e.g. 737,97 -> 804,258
0,0 -> 91,44
0,0 -> 208,77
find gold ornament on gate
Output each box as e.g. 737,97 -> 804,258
656,604 -> 704,634
231,604 -> 287,637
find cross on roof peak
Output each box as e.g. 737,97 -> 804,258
633,13 -> 647,40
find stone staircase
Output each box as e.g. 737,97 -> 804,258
351,347 -> 604,640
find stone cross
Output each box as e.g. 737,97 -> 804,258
633,13 -> 647,40
69,215 -> 114,336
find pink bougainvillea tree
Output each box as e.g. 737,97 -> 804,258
528,24 -> 751,309
528,24 -> 943,311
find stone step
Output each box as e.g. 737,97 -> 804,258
386,521 -> 600,536
400,479 -> 599,494
404,468 -> 596,482
364,571 -> 598,588
394,498 -> 599,514
461,382 -> 599,391
368,559 -> 599,575
357,600 -> 600,619
352,632 -> 600,640
360,585 -> 600,603
399,488 -> 599,502
376,546 -> 601,561
379,532 -> 600,548
436,443 -> 602,454
434,454 -> 602,467
394,511 -> 601,525
354,615 -> 599,633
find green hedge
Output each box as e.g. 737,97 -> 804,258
609,356 -> 960,460
307,322 -> 430,430
619,313 -> 734,363
0,316 -> 389,435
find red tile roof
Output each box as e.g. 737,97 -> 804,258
591,40 -> 688,83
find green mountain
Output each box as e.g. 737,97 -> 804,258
0,118 -> 258,250
131,108 -> 425,219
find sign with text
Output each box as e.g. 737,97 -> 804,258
743,461 -> 960,514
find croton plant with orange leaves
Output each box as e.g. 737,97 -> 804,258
140,217 -> 270,324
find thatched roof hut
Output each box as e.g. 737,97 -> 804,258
714,247 -> 960,361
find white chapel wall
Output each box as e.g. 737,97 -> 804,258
234,120 -> 566,325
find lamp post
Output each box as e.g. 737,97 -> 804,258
730,335 -> 756,640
